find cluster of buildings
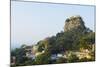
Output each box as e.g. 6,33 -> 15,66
11,44 -> 95,65
24,45 -> 94,60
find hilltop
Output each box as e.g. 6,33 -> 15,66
11,15 -> 95,66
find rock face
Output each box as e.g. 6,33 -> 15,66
64,15 -> 86,32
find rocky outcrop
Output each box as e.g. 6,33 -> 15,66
64,15 -> 86,32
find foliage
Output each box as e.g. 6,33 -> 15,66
11,45 -> 33,66
56,57 -> 67,63
67,53 -> 79,63
11,16 -> 95,66
79,32 -> 95,49
34,52 -> 51,65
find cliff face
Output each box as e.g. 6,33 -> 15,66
64,16 -> 86,32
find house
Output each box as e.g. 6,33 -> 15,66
65,50 -> 92,60
51,53 -> 64,60
77,49 -> 91,59
51,54 -> 58,60
32,45 -> 38,55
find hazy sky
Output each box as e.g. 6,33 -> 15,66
11,1 -> 95,48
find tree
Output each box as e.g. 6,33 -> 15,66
67,53 -> 79,62
79,32 -> 95,50
11,44 -> 33,66
56,57 -> 67,63
34,53 -> 51,65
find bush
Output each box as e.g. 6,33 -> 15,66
56,57 -> 67,63
67,53 -> 79,63
34,53 -> 51,65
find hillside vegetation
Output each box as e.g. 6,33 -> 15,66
11,16 -> 95,66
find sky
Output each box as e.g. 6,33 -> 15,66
11,1 -> 95,49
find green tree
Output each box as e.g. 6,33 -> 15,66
79,32 -> 95,49
67,53 -> 79,63
11,44 -> 33,66
34,52 -> 51,65
56,57 -> 67,63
